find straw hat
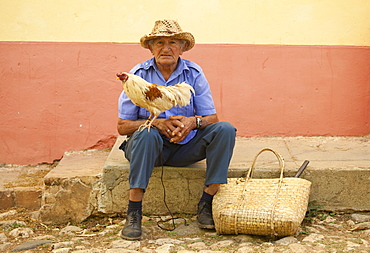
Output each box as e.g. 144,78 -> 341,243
140,20 -> 195,51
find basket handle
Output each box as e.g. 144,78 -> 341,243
246,148 -> 285,182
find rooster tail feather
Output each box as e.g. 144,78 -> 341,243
170,82 -> 194,107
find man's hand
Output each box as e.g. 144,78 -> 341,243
153,116 -> 196,143
168,115 -> 196,143
119,114 -> 218,143
152,114 -> 218,143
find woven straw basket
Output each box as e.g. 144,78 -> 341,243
213,148 -> 311,237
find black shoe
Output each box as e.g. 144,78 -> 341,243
121,210 -> 142,240
197,201 -> 215,229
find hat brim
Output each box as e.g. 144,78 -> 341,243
140,32 -> 195,52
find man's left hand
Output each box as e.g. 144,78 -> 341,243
167,115 -> 195,143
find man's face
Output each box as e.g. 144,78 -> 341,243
149,37 -> 184,68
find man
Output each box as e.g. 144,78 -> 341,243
117,19 -> 236,240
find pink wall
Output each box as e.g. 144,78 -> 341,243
0,42 -> 369,164
190,45 -> 370,136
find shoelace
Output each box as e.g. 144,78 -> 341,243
128,211 -> 140,225
199,202 -> 212,215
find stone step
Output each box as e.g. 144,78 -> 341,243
37,149 -> 109,224
0,164 -> 52,210
36,135 -> 370,224
100,135 -> 370,216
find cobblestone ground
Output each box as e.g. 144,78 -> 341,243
1,208 -> 370,252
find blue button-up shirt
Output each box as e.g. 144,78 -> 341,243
118,57 -> 216,144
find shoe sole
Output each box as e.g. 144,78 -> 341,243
197,222 -> 215,230
120,234 -> 141,240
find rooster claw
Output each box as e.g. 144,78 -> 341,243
138,119 -> 152,132
139,125 -> 151,132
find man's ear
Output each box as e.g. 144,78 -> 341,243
179,43 -> 186,55
148,45 -> 154,55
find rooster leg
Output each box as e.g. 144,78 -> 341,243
138,115 -> 159,132
138,114 -> 153,132
138,119 -> 150,131
146,115 -> 158,132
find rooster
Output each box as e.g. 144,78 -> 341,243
116,72 -> 195,131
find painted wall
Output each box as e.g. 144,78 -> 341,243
0,0 -> 369,165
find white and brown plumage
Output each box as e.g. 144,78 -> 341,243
116,72 -> 195,131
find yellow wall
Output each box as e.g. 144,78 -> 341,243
1,0 -> 369,46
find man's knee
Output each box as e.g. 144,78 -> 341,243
214,122 -> 237,137
132,128 -> 162,145
125,129 -> 163,160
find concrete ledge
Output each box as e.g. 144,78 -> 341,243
98,135 -> 370,216
38,135 -> 370,223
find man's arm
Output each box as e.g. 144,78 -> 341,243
117,118 -> 145,136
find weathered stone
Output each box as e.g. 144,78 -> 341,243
0,243 -> 12,251
0,210 -> 17,219
98,225 -> 120,236
351,213 -> 370,222
302,233 -> 325,243
110,240 -> 140,250
288,243 -> 307,253
153,238 -> 184,245
106,249 -> 140,253
346,220 -> 356,226
105,248 -> 140,253
234,234 -> 256,242
210,240 -> 234,250
0,233 -> 8,243
38,150 -> 108,224
188,241 -> 207,250
306,226 -> 320,233
311,224 -> 328,231
0,190 -> 15,209
155,244 -> 174,253
52,241 -> 74,249
11,240 -> 52,251
363,229 -> 370,236
236,246 -> 254,253
53,248 -> 72,253
346,241 -> 361,248
0,220 -> 26,229
60,226 -> 83,235
70,249 -> 104,253
174,222 -> 201,236
324,216 -> 336,223
350,222 -> 370,231
15,189 -> 42,210
34,234 -> 56,240
177,250 -> 196,253
274,236 -> 298,245
9,228 -> 34,238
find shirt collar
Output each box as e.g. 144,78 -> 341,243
145,58 -> 189,83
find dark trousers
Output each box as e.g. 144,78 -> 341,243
121,121 -> 236,189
